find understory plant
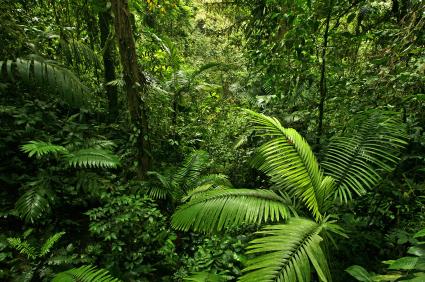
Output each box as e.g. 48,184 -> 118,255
171,109 -> 407,281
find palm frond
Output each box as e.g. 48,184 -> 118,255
172,188 -> 290,232
240,218 -> 332,282
7,237 -> 37,259
52,265 -> 121,282
21,141 -> 67,158
147,171 -> 173,199
173,150 -> 210,190
40,232 -> 66,257
0,57 -> 90,106
15,187 -> 51,223
67,148 -> 120,168
321,111 -> 407,203
246,109 -> 327,220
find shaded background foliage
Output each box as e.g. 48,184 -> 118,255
0,0 -> 424,281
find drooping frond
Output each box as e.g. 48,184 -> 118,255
40,232 -> 65,257
52,265 -> 121,282
0,57 -> 90,106
321,111 -> 407,203
246,109 -> 326,220
172,188 -> 290,232
21,141 -> 67,158
7,237 -> 37,259
173,150 -> 210,190
240,218 -> 332,282
15,187 -> 51,223
147,171 -> 174,199
67,148 -> 120,168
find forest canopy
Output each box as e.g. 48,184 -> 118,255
0,0 -> 424,281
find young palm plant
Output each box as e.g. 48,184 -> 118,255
171,109 -> 407,281
147,150 -> 232,204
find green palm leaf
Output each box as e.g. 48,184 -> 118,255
246,109 -> 326,220
240,217 -> 332,282
173,150 -> 210,190
0,57 -> 90,106
321,111 -> 407,202
172,188 -> 290,232
52,265 -> 121,282
15,187 -> 51,223
21,141 -> 67,158
67,148 -> 120,168
147,171 -> 174,199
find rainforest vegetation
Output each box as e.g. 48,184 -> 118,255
0,0 -> 424,281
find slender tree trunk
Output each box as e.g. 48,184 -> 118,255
316,0 -> 333,147
111,0 -> 150,177
99,9 -> 118,120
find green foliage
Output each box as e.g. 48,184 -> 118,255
172,188 -> 291,232
322,111 -> 407,202
241,218 -> 332,282
21,141 -> 66,158
52,265 -> 121,282
346,227 -> 425,281
0,57 -> 89,106
67,148 -> 120,169
86,193 -> 178,280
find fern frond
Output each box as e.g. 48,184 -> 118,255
246,109 -> 326,221
173,150 -> 210,190
321,111 -> 407,203
52,265 -> 121,282
240,218 -> 332,282
67,148 -> 120,168
15,187 -> 51,223
172,188 -> 290,232
0,57 -> 90,106
40,232 -> 65,257
7,237 -> 37,259
21,141 -> 67,158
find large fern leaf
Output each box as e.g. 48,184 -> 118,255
246,109 -> 327,221
21,141 -> 67,158
321,111 -> 407,202
52,265 -> 121,282
172,188 -> 290,232
240,217 -> 332,282
0,57 -> 89,106
67,148 -> 120,168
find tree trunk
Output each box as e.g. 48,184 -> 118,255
111,0 -> 150,177
316,0 -> 333,147
99,9 -> 118,120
